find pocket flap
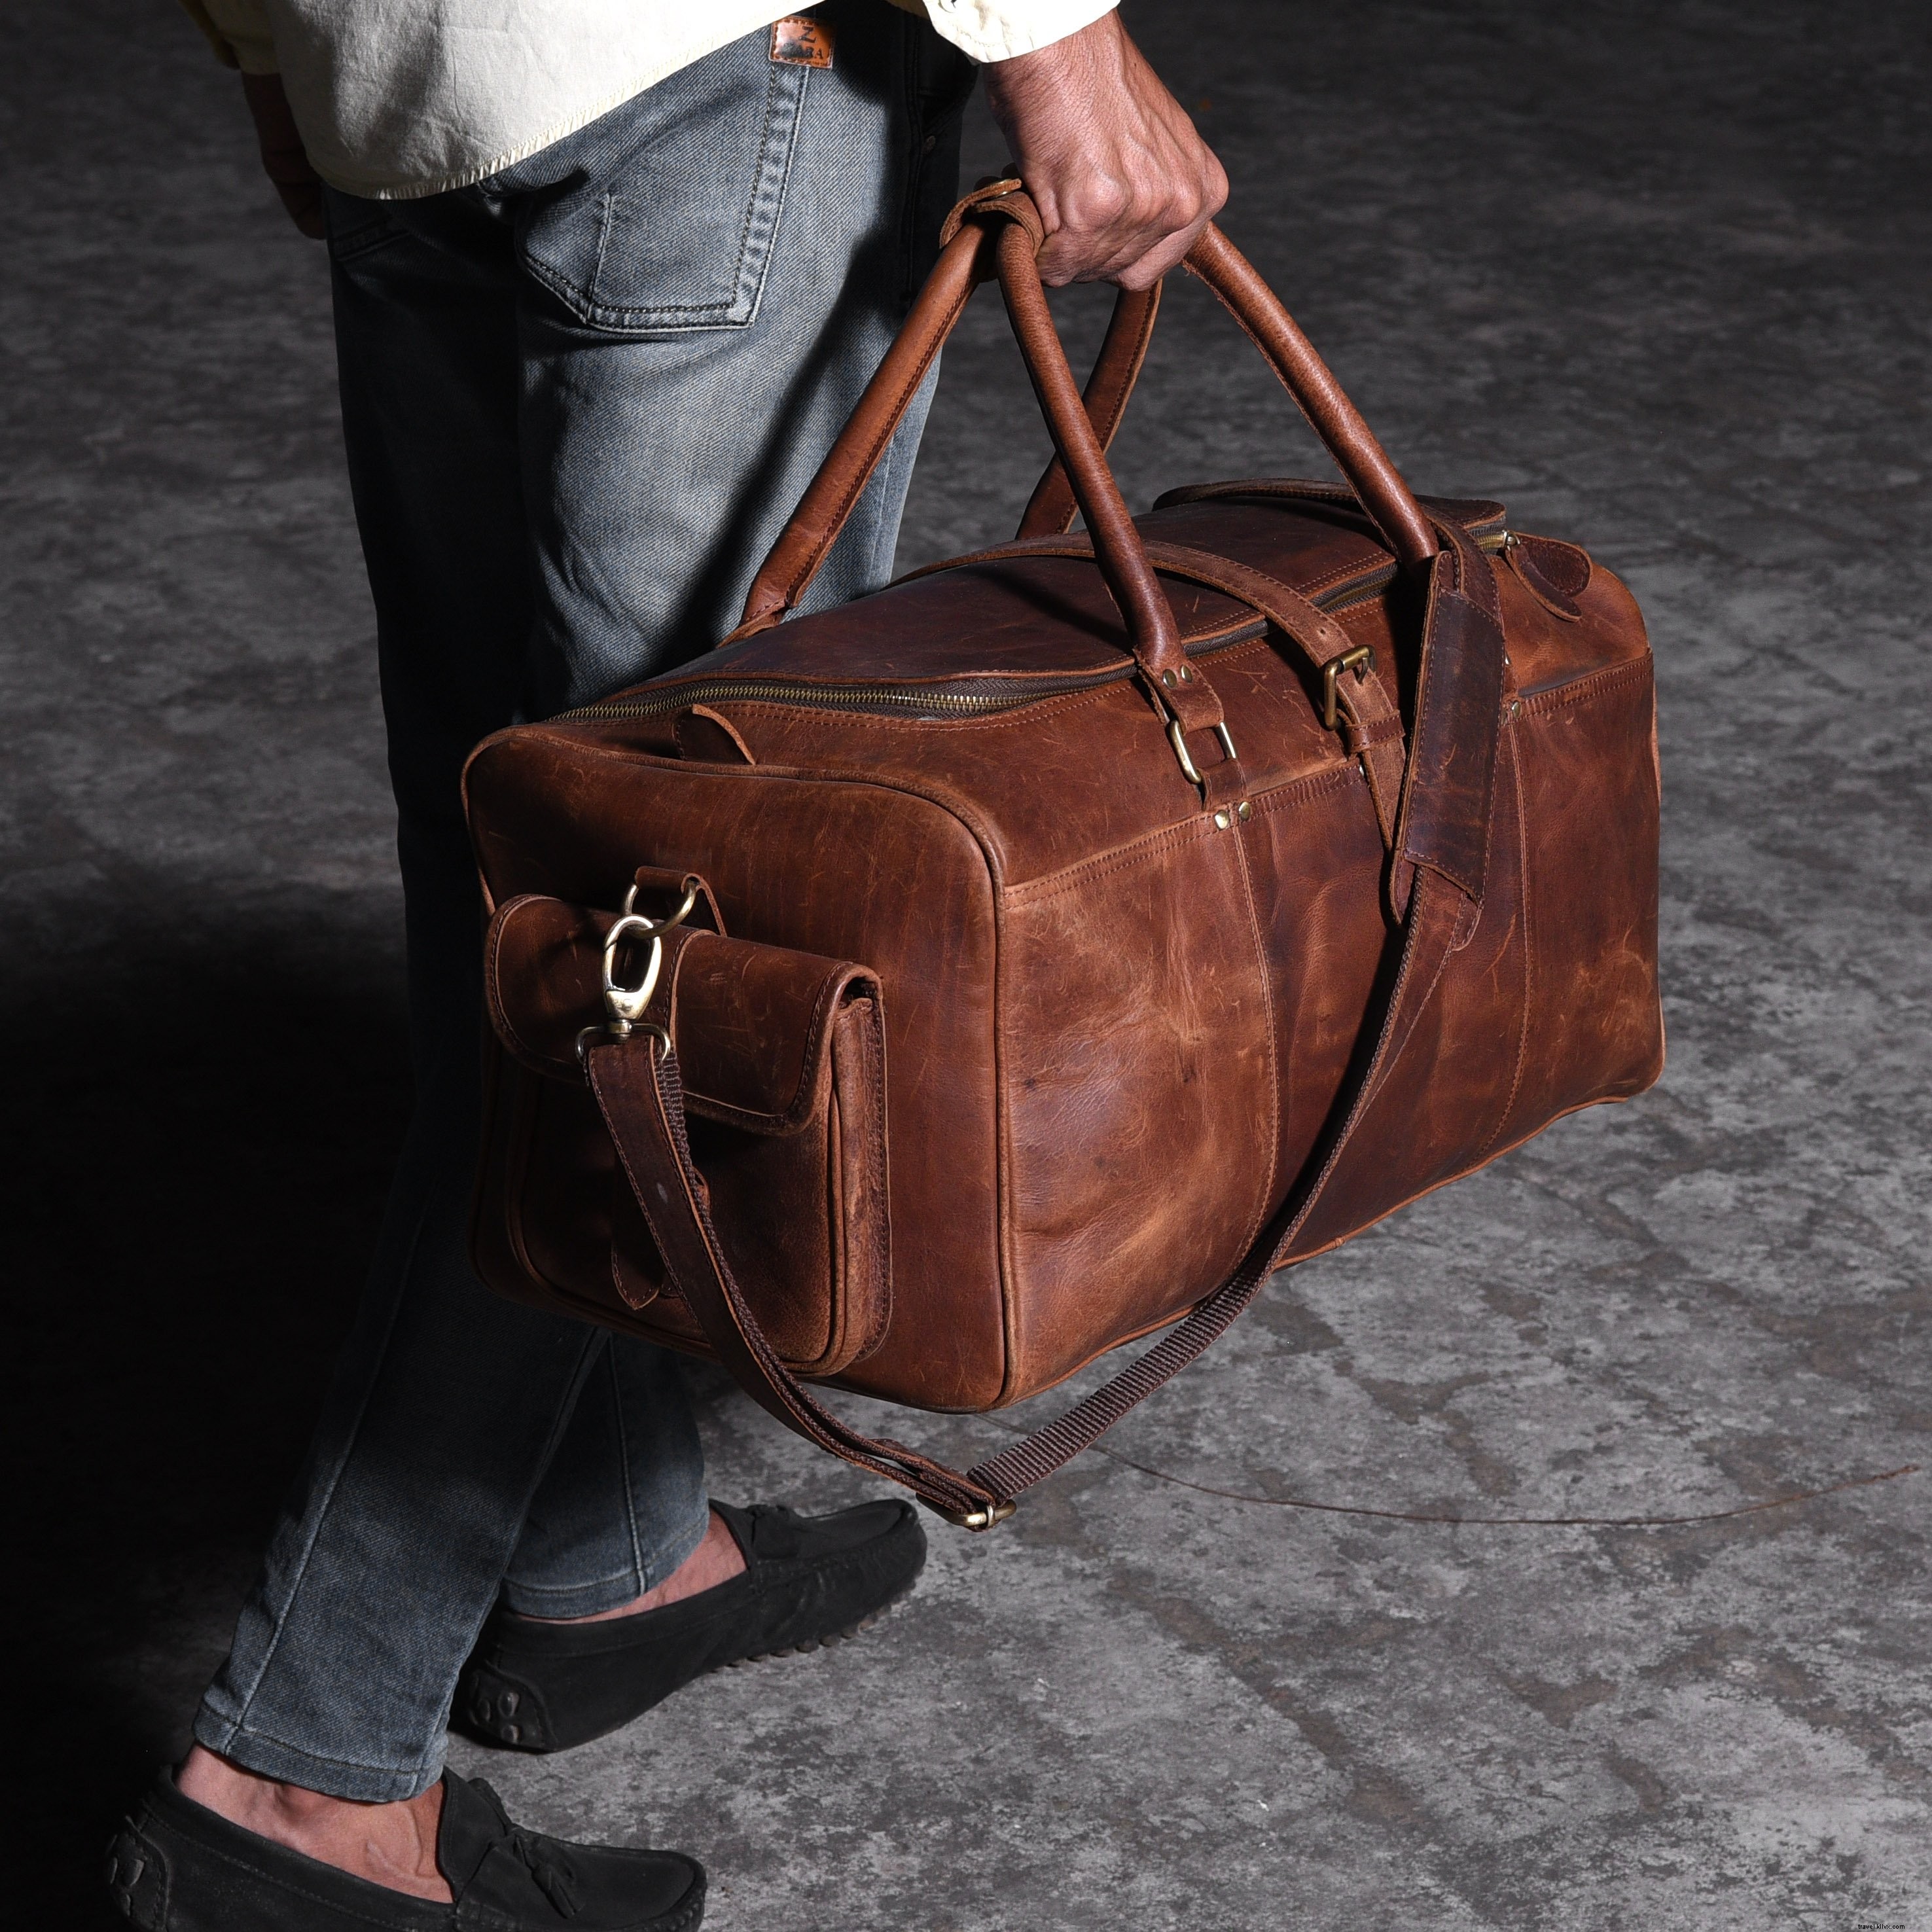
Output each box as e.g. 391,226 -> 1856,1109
486,893 -> 879,1135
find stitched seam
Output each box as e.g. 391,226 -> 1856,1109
1248,760 -> 1360,821
504,1565 -> 642,1601
1230,831 -> 1283,1261
1006,759 -> 1360,909
520,740 -> 1011,882
522,60 -> 802,329
611,1343 -> 651,1595
1520,656 -> 1649,715
1005,816 -> 1218,909
219,1207 -> 431,1740
854,997 -> 893,1363
729,59 -> 789,315
194,1719 -> 444,1781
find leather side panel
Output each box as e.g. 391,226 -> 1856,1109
1239,764 -> 1391,1214
999,816 -> 1276,1393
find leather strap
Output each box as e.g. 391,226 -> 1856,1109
582,523 -> 1504,1524
1015,279 -> 1162,540
990,221 -> 1225,751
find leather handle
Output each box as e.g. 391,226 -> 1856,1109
991,219 -> 1201,702
726,207 -> 997,645
1014,278 -> 1161,540
1182,226 -> 1437,569
726,192 -> 1437,648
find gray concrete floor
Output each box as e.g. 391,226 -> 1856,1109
5,3 -> 1929,1927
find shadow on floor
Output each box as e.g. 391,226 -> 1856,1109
5,908 -> 412,1924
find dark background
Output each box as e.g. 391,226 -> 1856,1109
4,3 -> 1927,1926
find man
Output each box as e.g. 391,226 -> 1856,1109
109,3 -> 1225,1925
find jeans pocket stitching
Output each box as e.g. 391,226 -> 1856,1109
526,60 -> 810,335
327,215 -> 403,263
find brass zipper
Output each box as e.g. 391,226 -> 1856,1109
558,526 -> 1511,728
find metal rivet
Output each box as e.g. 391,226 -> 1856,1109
1161,669 -> 1179,688
1179,666 -> 1194,682
500,1690 -> 520,1715
505,1723 -> 521,1744
1236,800 -> 1253,821
1509,700 -> 1520,718
1501,652 -> 1511,667
1213,809 -> 1232,830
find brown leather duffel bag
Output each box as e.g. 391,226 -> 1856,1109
464,184 -> 1662,1529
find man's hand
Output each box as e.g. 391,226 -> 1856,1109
241,72 -> 326,239
982,10 -> 1226,289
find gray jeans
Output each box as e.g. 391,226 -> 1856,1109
193,4 -> 971,1803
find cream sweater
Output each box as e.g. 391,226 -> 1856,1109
181,0 -> 1113,199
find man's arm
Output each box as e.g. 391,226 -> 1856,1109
976,8 -> 1228,289
177,0 -> 325,238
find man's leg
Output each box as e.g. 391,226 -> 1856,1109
185,179 -> 682,1840
169,3 -> 972,1902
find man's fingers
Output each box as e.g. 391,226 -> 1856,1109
241,72 -> 327,241
1033,188 -> 1225,287
984,11 -> 1229,291
1096,220 -> 1211,293
277,183 -> 329,241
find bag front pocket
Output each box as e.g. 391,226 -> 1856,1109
474,887 -> 890,1378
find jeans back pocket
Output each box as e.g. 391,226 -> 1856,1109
514,32 -> 810,338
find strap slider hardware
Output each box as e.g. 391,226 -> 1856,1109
924,1496 -> 1018,1531
1321,643 -> 1376,730
1168,717 -> 1238,789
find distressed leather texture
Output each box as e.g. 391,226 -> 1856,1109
465,194 -> 1663,1516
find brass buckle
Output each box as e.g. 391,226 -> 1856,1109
1168,717 -> 1238,788
1321,644 -> 1375,730
575,877 -> 700,1066
923,1495 -> 1018,1531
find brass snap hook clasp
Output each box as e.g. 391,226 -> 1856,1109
576,876 -> 702,1067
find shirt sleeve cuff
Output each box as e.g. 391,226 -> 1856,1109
899,0 -> 1120,65
175,0 -> 279,75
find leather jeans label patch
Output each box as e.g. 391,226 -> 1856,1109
771,15 -> 834,67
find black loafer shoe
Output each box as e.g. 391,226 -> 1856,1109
458,1497 -> 926,1753
105,1766 -> 703,1930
